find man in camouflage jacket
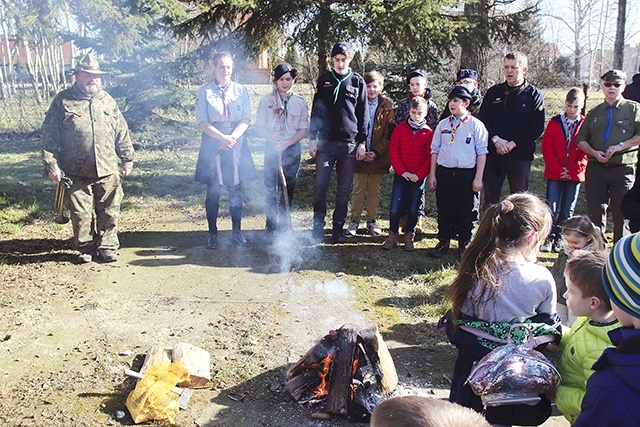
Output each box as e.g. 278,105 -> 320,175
41,54 -> 134,263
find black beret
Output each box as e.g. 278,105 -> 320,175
273,62 -> 297,81
456,69 -> 478,82
406,69 -> 428,84
331,42 -> 351,57
448,85 -> 473,101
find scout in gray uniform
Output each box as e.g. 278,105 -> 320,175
41,54 -> 134,263
576,69 -> 640,243
195,51 -> 256,249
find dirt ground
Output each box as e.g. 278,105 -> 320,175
0,206 -> 569,426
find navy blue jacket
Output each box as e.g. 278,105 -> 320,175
479,81 -> 545,161
309,69 -> 368,144
623,73 -> 640,103
574,327 -> 640,426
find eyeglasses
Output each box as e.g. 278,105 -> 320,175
603,82 -> 622,88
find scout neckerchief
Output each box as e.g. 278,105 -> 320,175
448,113 -> 469,144
216,80 -> 231,119
503,78 -> 526,110
273,86 -> 293,135
331,68 -> 353,104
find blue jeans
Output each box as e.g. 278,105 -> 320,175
388,174 -> 425,233
545,179 -> 580,241
313,140 -> 357,229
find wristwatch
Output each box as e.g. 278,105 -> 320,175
492,135 -> 500,144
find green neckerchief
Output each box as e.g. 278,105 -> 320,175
331,68 -> 353,104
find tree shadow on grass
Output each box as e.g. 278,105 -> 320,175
0,237 -> 76,264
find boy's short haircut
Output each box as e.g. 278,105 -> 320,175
565,251 -> 611,310
365,70 -> 384,86
410,96 -> 428,110
370,396 -> 490,427
565,87 -> 585,103
505,51 -> 528,68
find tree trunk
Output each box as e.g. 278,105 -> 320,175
613,0 -> 626,69
459,0 -> 489,85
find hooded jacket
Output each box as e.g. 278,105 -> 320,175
573,327 -> 640,426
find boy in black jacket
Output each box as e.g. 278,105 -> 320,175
309,41 -> 369,243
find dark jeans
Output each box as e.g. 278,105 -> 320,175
483,155 -> 532,205
585,162 -> 635,243
206,183 -> 243,233
388,174 -> 425,234
264,142 -> 301,230
313,140 -> 357,229
435,166 -> 479,242
545,179 -> 581,241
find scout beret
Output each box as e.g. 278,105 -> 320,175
273,63 -> 297,81
456,69 -> 479,82
406,69 -> 428,84
448,85 -> 473,101
331,42 -> 352,57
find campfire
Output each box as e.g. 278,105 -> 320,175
285,324 -> 398,422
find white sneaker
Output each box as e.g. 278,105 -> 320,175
367,221 -> 382,236
346,221 -> 359,236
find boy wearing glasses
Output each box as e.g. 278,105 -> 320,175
576,69 -> 640,243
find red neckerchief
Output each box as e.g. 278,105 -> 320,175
448,113 -> 470,143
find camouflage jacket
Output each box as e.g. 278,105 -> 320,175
41,84 -> 134,178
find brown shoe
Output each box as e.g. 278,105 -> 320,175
403,232 -> 415,251
382,231 -> 398,250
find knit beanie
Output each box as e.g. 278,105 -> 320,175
603,233 -> 640,318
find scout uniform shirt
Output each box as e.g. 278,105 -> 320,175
577,98 -> 640,165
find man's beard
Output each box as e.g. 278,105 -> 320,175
79,81 -> 101,97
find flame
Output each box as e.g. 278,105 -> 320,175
351,357 -> 359,377
313,353 -> 333,398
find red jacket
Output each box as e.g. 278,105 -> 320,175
389,121 -> 433,180
541,115 -> 587,182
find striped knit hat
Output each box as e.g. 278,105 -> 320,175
603,233 -> 640,318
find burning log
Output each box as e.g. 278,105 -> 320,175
285,324 -> 397,421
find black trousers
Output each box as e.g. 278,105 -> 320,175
435,166 -> 479,242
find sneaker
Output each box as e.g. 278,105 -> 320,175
366,220 -> 382,236
206,232 -> 218,250
346,221 -> 359,236
232,232 -> 248,246
78,253 -> 93,263
540,239 -> 552,252
97,248 -> 118,262
428,240 -> 450,258
553,239 -> 563,253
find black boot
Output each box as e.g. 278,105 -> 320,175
428,240 -> 450,257
331,223 -> 347,244
206,232 -> 218,250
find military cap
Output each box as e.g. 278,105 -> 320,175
600,69 -> 626,82
457,69 -> 479,82
406,69 -> 428,84
273,62 -> 297,81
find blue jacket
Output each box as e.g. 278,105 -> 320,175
574,327 -> 640,427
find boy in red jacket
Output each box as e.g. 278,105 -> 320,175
541,87 -> 587,252
382,97 -> 433,251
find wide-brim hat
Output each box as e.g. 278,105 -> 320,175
73,54 -> 109,76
